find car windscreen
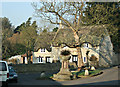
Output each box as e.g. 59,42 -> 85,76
0,62 -> 7,71
9,68 -> 15,72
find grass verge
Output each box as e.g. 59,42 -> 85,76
72,69 -> 102,77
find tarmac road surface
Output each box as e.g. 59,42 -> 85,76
8,66 -> 119,86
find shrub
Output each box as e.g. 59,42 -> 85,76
72,69 -> 101,77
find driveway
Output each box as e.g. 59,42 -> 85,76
8,66 -> 119,86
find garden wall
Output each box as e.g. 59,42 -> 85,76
11,63 -> 61,73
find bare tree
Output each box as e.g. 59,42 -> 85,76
32,1 -> 86,69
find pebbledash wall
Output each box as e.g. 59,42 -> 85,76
33,48 -> 53,63
81,43 -> 99,64
51,46 -> 78,63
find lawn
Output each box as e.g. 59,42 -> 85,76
72,69 -> 102,77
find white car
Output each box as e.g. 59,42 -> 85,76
0,61 -> 9,87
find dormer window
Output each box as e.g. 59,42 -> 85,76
84,43 -> 89,48
41,48 -> 45,52
86,43 -> 88,47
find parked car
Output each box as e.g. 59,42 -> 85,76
0,60 -> 9,87
8,66 -> 18,83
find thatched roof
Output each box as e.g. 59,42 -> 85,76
34,25 -> 108,50
78,25 -> 108,46
34,32 -> 55,52
52,28 -> 76,47
52,25 -> 108,47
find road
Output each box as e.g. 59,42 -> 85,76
8,66 -> 119,86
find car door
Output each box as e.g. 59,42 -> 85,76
0,61 -> 9,82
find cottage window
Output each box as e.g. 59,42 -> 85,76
87,43 -> 88,47
46,57 -> 50,63
41,48 -> 45,52
83,57 -> 86,63
38,57 -> 43,63
72,55 -> 78,62
84,43 -> 89,48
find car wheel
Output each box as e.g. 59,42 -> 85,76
2,82 -> 8,87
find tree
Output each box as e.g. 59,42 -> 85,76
1,17 -> 13,40
7,33 -> 26,56
19,17 -> 38,63
32,1 -> 86,68
1,17 -> 14,59
53,27 -> 58,32
83,2 -> 120,53
2,40 -> 12,58
83,2 -> 120,25
43,29 -> 47,32
14,22 -> 26,33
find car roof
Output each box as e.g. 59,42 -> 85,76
0,60 -> 7,63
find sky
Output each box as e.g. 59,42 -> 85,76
1,0 -> 57,30
1,2 -> 35,27
1,0 -> 118,28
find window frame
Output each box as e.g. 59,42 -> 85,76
83,57 -> 86,63
72,55 -> 78,62
84,43 -> 89,48
41,48 -> 45,52
38,56 -> 43,63
46,57 -> 51,63
0,62 -> 7,71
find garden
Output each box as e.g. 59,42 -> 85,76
36,67 -> 103,80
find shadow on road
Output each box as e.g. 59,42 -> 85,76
77,80 -> 120,85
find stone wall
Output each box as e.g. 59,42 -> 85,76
11,63 -> 61,73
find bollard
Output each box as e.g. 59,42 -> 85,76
85,69 -> 89,76
91,66 -> 95,70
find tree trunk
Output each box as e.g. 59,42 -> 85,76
72,31 -> 83,70
27,50 -> 31,64
70,30 -> 83,70
77,46 -> 83,70
26,49 -> 29,64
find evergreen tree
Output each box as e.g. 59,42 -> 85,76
83,2 -> 120,53
1,17 -> 14,59
19,17 -> 38,63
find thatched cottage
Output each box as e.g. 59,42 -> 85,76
33,32 -> 55,63
33,25 -> 118,67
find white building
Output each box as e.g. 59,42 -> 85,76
33,48 -> 53,63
